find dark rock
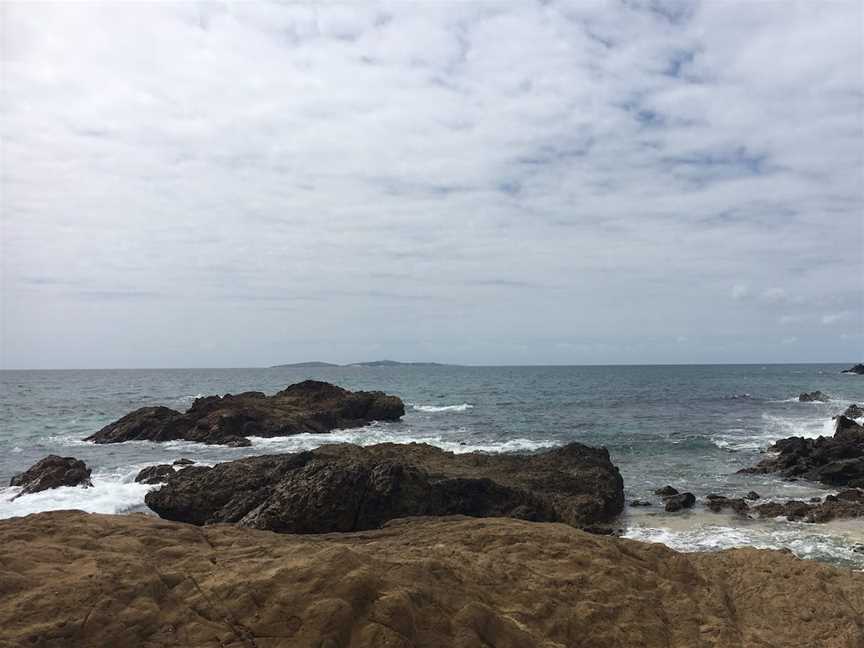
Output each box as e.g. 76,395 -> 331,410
134,464 -> 175,484
798,391 -> 830,402
173,458 -> 195,466
10,456 -> 92,496
753,495 -> 864,523
85,380 -> 405,447
841,364 -> 864,375
145,442 -> 625,532
705,496 -> 749,515
841,404 -> 864,419
741,415 -> 864,488
664,493 -> 695,512
809,497 -> 822,503
744,491 -> 761,500
654,485 -> 679,497
629,499 -> 652,507
853,544 -> 864,554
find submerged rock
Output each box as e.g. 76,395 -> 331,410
84,380 -> 405,447
5,511 -> 863,648
629,499 -> 652,507
172,458 -> 195,466
744,491 -> 761,500
145,442 -> 625,532
654,485 -> 679,497
705,495 -> 749,515
741,413 -> 864,488
663,492 -> 695,512
134,464 -> 175,485
9,456 -> 92,496
799,390 -> 830,402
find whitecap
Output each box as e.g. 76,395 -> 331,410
247,423 -> 557,455
0,467 -> 156,520
412,403 -> 474,413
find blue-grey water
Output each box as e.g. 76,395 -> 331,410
1,364 -> 862,568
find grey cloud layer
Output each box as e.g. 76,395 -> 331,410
1,1 -> 862,368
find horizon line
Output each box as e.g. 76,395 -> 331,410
0,360 -> 860,372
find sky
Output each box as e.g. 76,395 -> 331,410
1,1 -> 862,369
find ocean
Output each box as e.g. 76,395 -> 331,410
1,363 -> 862,568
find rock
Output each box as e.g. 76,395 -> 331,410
84,380 -> 405,447
654,485 -> 679,497
841,404 -> 864,419
4,511 -> 863,648
841,363 -> 864,375
853,544 -> 864,554
172,458 -> 195,466
134,464 -> 175,484
752,494 -> 864,523
9,456 -> 92,496
799,390 -> 830,402
744,491 -> 761,500
664,492 -> 695,512
629,499 -> 652,507
145,442 -> 625,532
741,415 -> 864,487
809,497 -> 822,503
705,495 -> 749,515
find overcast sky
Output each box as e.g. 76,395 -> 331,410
1,1 -> 862,369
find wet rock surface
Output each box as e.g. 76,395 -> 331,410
84,380 -> 405,447
1,511 -> 862,648
145,441 -> 625,531
841,363 -> 864,375
9,456 -> 92,496
134,464 -> 176,485
663,492 -> 695,512
799,390 -> 830,402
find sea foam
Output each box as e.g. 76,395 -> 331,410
412,403 -> 474,413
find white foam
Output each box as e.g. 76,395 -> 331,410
623,522 -> 863,566
412,403 -> 474,413
0,467 -> 155,520
247,423 -> 557,455
712,415 -> 835,451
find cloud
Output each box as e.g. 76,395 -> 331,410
1,1 -> 862,367
731,284 -> 750,300
822,312 -> 851,325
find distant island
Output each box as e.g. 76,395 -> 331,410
271,360 -> 451,368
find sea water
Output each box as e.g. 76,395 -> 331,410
1,364 -> 862,567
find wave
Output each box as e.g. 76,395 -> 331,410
412,403 -> 474,413
712,415 -> 835,451
247,423 -> 556,455
0,467 -> 155,520
623,522 -> 863,568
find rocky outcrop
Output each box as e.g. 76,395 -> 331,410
9,456 -> 92,496
144,442 -> 625,531
841,363 -> 864,375
741,415 -> 864,487
84,380 -> 405,447
799,390 -> 830,402
654,485 -> 679,496
699,489 -> 864,523
752,490 -> 864,523
840,404 -> 864,419
134,464 -> 175,484
1,511 -> 862,648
